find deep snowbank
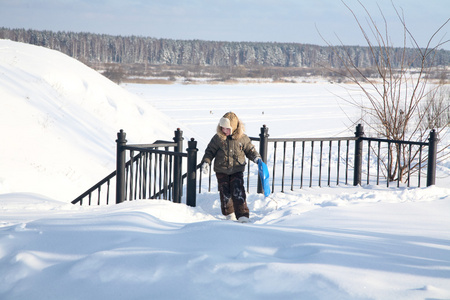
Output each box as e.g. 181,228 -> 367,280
1,187 -> 450,300
0,39 -> 183,201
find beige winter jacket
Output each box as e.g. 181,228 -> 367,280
202,113 -> 260,175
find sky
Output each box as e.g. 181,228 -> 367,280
0,0 -> 449,49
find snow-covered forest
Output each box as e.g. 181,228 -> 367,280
1,27 -> 449,69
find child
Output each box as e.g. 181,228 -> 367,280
201,112 -> 261,223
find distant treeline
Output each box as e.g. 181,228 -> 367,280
1,27 -> 449,69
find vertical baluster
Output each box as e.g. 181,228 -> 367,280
144,152 -> 148,199
149,152 -> 153,198
153,152 -> 157,197
272,142 -> 277,193
140,153 -> 143,198
291,141 -> 296,191
156,152 -> 160,199
159,153 -> 163,198
345,140 -> 349,185
139,153 -> 143,198
125,165 -> 129,200
199,159 -> 203,194
208,157 -> 212,193
319,141 -> 323,187
134,154 -> 139,199
106,179 -> 110,205
143,152 -> 148,199
367,140 -> 371,185
97,186 -> 101,206
153,152 -> 157,198
387,142 -> 391,187
134,152 -> 141,200
169,155 -> 173,200
397,143 -> 401,188
247,160 -> 250,193
328,140 -> 332,186
180,155 -> 184,198
407,144 -> 412,187
134,154 -> 139,200
163,153 -> 169,199
418,146 -> 422,187
300,141 -> 305,189
129,150 -> 134,200
163,148 -> 168,199
337,140 -> 341,185
310,141 -> 314,187
377,141 -> 381,185
281,141 -> 286,192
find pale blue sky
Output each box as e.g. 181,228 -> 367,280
0,0 -> 448,49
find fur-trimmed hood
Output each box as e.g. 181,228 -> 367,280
216,111 -> 245,140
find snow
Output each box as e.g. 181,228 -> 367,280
1,39 -> 450,300
0,40 -> 190,201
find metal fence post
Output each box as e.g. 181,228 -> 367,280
186,138 -> 198,207
116,129 -> 127,204
173,128 -> 184,203
257,125 -> 269,194
353,124 -> 364,186
427,129 -> 438,186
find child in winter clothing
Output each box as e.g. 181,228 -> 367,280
201,112 -> 261,223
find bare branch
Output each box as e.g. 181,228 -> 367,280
322,0 -> 450,182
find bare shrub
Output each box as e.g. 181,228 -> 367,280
102,64 -> 125,84
320,0 -> 449,182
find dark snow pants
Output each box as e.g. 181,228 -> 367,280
216,172 -> 249,219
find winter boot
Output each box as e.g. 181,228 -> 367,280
238,216 -> 250,223
226,213 -> 237,221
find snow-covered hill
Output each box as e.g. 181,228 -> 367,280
0,39 -> 182,201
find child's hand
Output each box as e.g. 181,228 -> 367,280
201,162 -> 209,174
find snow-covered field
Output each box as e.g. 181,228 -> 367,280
1,40 -> 450,300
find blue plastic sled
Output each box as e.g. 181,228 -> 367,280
258,160 -> 271,197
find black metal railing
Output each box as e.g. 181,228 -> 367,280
73,124 -> 438,207
199,124 -> 438,195
72,129 -> 198,207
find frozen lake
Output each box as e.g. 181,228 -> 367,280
122,81 -> 361,150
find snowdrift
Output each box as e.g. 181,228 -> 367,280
0,39 -> 182,201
